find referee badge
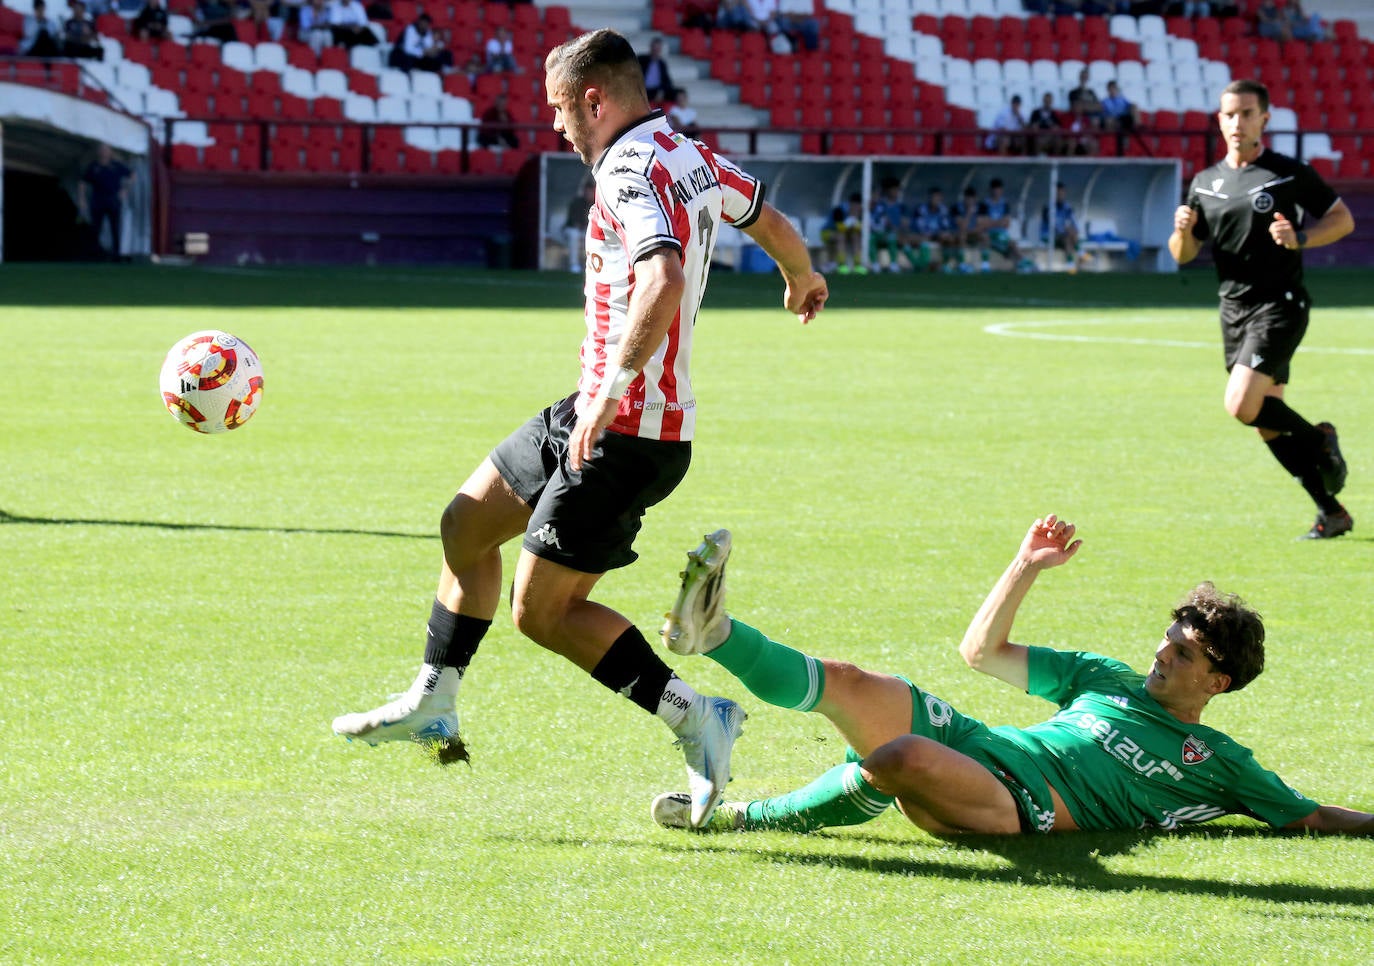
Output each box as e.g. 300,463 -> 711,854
1251,192 -> 1274,213
1182,735 -> 1214,765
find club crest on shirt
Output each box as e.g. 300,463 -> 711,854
1182,735 -> 1213,765
1251,192 -> 1274,213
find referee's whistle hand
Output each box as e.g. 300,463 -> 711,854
1173,205 -> 1196,233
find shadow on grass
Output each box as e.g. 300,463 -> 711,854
512,829 -> 1374,909
0,507 -> 430,540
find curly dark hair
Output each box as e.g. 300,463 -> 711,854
1172,582 -> 1266,692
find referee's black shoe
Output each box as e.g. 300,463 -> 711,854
1315,422 -> 1348,495
1301,508 -> 1353,540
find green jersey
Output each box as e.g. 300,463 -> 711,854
993,647 -> 1319,832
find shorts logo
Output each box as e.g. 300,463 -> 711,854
1250,352 -> 1265,369
1251,192 -> 1274,213
924,694 -> 953,728
533,523 -> 563,550
1181,735 -> 1213,765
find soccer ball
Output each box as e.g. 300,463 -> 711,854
159,330 -> 264,434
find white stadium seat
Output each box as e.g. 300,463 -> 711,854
281,66 -> 316,99
221,41 -> 255,75
116,60 -> 151,90
349,45 -> 383,74
143,87 -> 182,117
440,95 -> 474,124
378,68 -> 411,98
376,95 -> 409,122
1109,14 -> 1138,42
172,120 -> 215,146
254,42 -> 288,73
410,71 -> 442,99
315,69 -> 349,99
1137,15 -> 1166,41
404,126 -> 439,151
407,96 -> 441,123
343,94 -> 377,122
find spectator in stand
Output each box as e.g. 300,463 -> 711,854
1287,1 -> 1330,41
680,0 -> 716,32
1041,182 -> 1087,271
462,51 -> 487,85
130,0 -> 170,42
986,93 -> 1026,154
715,0 -> 753,31
485,25 -> 518,72
667,88 -> 700,138
1084,0 -> 1132,13
979,178 -> 1033,273
389,13 -> 454,73
79,143 -> 131,261
477,93 -> 520,149
298,0 -> 333,53
772,0 -> 820,52
637,37 -> 676,103
1067,100 -> 1099,156
1165,1 -> 1212,16
1050,0 -> 1083,14
820,193 -> 864,275
190,0 -> 236,43
1067,70 -> 1102,127
22,0 -> 63,57
1028,92 -> 1065,156
1101,80 -> 1139,133
244,0 -> 286,42
1256,0 -> 1290,41
563,178 -> 595,274
329,0 -> 378,49
61,0 -> 103,59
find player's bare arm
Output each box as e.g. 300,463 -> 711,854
741,203 -> 828,323
568,247 -> 684,470
1168,205 -> 1202,264
1269,199 -> 1355,251
1286,804 -> 1374,835
959,515 -> 1083,689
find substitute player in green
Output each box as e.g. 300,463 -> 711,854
650,515 -> 1374,836
1169,79 -> 1355,540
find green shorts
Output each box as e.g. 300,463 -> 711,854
899,678 -> 1058,834
988,229 -> 1012,255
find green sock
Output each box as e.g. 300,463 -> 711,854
743,762 -> 895,833
707,619 -> 823,712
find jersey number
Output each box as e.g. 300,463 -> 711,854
694,208 -> 715,323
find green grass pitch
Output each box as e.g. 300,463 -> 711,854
2,264 -> 1372,964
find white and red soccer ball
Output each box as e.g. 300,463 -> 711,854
159,330 -> 264,434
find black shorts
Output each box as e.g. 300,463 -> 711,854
1220,292 -> 1309,385
489,393 -> 691,574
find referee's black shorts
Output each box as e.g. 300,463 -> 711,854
489,393 -> 691,574
1219,291 -> 1310,385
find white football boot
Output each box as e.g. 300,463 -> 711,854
675,694 -> 746,828
332,690 -> 459,746
661,528 -> 732,655
651,792 -> 746,832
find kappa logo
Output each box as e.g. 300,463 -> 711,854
1251,192 -> 1274,213
532,523 -> 562,550
1211,178 -> 1224,192
1250,352 -> 1265,369
1182,735 -> 1213,765
617,186 -> 645,205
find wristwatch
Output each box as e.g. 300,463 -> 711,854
1295,230 -> 1307,248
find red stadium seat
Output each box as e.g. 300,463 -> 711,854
170,144 -> 200,169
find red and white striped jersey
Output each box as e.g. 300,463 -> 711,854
576,110 -> 764,442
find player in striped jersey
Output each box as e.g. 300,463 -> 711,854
653,516 -> 1373,836
333,29 -> 827,830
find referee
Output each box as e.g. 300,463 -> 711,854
1169,79 -> 1356,539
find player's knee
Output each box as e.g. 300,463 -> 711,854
1225,392 -> 1259,423
860,735 -> 938,792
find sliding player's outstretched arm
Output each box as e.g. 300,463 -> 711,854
1287,804 -> 1374,835
959,515 -> 1083,690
